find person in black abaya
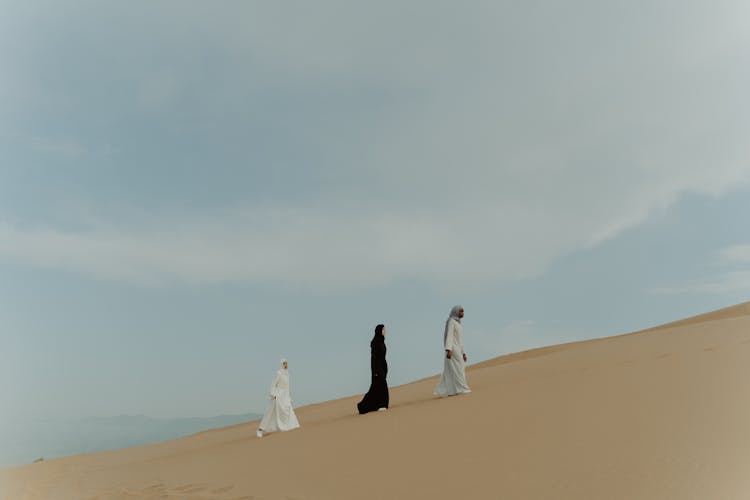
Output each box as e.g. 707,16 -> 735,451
357,324 -> 389,414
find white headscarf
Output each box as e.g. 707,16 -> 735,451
276,358 -> 290,386
444,305 -> 463,344
449,305 -> 463,323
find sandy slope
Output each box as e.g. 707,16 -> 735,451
3,302 -> 750,500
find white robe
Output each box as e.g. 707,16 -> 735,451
434,317 -> 471,396
258,368 -> 300,434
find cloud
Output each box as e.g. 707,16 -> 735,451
0,133 -> 87,159
652,244 -> 750,295
1,1 -> 749,289
0,211 -> 464,289
720,244 -> 750,265
28,137 -> 86,158
652,271 -> 750,295
0,208 -> 580,289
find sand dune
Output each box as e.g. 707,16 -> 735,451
3,302 -> 750,499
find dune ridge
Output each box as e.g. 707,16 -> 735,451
3,301 -> 750,500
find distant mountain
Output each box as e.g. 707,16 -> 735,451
0,413 -> 261,467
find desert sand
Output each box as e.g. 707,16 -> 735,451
3,301 -> 750,499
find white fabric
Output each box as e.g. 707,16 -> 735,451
449,305 -> 463,321
435,313 -> 471,396
444,305 -> 463,345
258,360 -> 300,434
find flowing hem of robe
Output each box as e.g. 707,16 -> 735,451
357,376 -> 389,414
258,397 -> 300,433
434,356 -> 471,396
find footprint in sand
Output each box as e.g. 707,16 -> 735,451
211,485 -> 235,494
173,483 -> 208,494
141,483 -> 167,492
656,353 -> 671,359
703,347 -> 716,352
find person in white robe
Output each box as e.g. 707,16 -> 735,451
434,305 -> 471,396
256,359 -> 300,438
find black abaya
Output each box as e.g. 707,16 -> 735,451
357,336 -> 389,414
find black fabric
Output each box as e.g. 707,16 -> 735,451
357,335 -> 389,414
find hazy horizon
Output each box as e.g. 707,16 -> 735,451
0,413 -> 263,467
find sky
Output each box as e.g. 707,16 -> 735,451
1,1 -> 749,425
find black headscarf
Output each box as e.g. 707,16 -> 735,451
371,324 -> 385,348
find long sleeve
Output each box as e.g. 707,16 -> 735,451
444,321 -> 456,351
269,371 -> 281,398
371,340 -> 387,378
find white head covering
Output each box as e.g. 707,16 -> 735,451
449,305 -> 463,322
276,358 -> 290,385
444,305 -> 463,345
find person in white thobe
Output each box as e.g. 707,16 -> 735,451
434,305 -> 471,396
256,359 -> 300,438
